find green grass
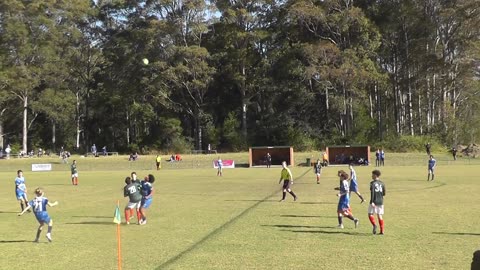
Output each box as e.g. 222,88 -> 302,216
0,153 -> 479,269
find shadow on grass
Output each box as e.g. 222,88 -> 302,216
0,240 -> 31,243
262,224 -> 333,229
279,215 -> 336,219
298,202 -> 336,205
44,184 -> 72,186
71,215 -> 110,219
224,199 -> 278,202
0,211 -> 18,214
65,221 -> 113,225
394,181 -> 447,192
283,229 -> 371,236
432,232 -> 480,236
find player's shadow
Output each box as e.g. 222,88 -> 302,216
279,215 -> 336,219
65,221 -> 112,225
298,202 -> 336,205
72,215 -> 110,219
224,199 -> 278,203
284,229 -> 371,236
0,211 -> 18,214
262,224 -> 334,229
432,232 -> 480,236
0,240 -> 31,243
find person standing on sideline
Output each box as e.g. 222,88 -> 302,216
452,147 -> 457,161
368,170 -> 386,235
266,153 -> 272,168
427,155 -> 437,181
336,171 -> 359,229
425,143 -> 431,156
18,188 -> 58,242
314,159 -> 322,184
71,160 -> 79,185
91,144 -> 97,156
278,161 -> 297,202
348,164 -> 365,203
375,149 -> 380,167
217,157 -> 223,176
15,170 -> 29,212
380,149 -> 385,166
155,155 -> 162,170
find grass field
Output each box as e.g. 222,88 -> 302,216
0,152 -> 479,269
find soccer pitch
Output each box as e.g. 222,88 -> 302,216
0,153 -> 479,269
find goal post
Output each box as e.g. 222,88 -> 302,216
249,146 -> 294,167
326,145 -> 370,165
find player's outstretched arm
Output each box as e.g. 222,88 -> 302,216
18,204 -> 32,216
48,201 -> 59,207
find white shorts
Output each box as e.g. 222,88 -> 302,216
71,173 -> 78,178
368,204 -> 384,215
126,201 -> 141,209
316,173 -> 321,176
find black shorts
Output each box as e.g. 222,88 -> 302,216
282,180 -> 291,189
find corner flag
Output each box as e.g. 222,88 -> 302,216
113,204 -> 121,224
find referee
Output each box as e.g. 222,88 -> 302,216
278,161 -> 297,202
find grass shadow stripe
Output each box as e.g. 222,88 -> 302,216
155,168 -> 311,270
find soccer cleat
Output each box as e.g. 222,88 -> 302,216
354,219 -> 359,228
279,199 -> 285,202
294,196 -> 298,202
337,224 -> 344,229
46,233 -> 52,242
316,181 -> 320,184
360,199 -> 365,204
372,225 -> 377,235
126,221 -> 130,225
379,232 -> 384,235
33,238 -> 39,243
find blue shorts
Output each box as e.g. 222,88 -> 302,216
350,180 -> 358,192
35,212 -> 51,224
16,191 -> 26,200
142,198 -> 153,209
337,196 -> 350,211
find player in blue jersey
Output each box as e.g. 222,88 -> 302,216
18,188 -> 58,242
14,170 -> 29,212
336,171 -> 359,229
348,164 -> 365,203
139,174 -> 155,225
427,155 -> 437,181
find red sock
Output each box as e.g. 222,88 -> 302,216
124,209 -> 130,223
379,219 -> 384,233
368,215 -> 376,226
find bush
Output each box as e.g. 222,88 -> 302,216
373,135 -> 444,153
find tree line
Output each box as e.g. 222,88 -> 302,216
0,0 -> 479,154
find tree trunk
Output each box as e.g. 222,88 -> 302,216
76,91 -> 81,149
52,120 -> 56,151
22,96 -> 28,154
241,65 -> 247,139
0,108 -> 5,148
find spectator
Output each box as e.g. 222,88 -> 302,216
175,154 -> 182,161
266,153 -> 272,168
168,154 -> 175,162
425,143 -> 431,156
452,147 -> 457,161
5,144 -> 11,159
129,152 -> 138,161
102,146 -> 107,156
322,151 -> 329,167
91,144 -> 97,157
37,148 -> 43,158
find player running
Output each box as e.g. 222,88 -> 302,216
348,164 -> 365,203
314,160 -> 322,184
124,176 -> 142,225
18,188 -> 59,242
139,174 -> 155,225
368,170 -> 386,235
278,161 -> 297,202
71,160 -> 79,185
336,171 -> 359,229
427,155 -> 436,181
15,170 -> 29,212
